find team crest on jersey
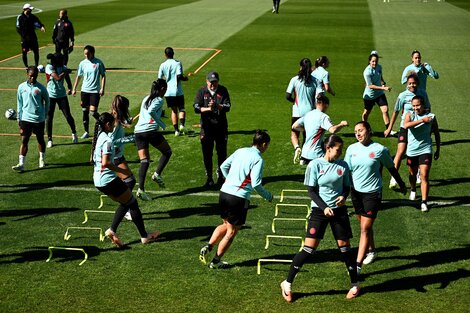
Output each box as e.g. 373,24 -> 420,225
369,152 -> 375,158
337,168 -> 343,176
34,88 -> 40,95
92,64 -> 97,69
64,22 -> 69,27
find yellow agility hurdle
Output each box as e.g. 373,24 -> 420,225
257,258 -> 292,275
280,189 -> 308,202
64,226 -> 105,241
46,246 -> 88,266
271,217 -> 307,233
82,195 -> 114,224
275,203 -> 310,218
265,235 -> 304,251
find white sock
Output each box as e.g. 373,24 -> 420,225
19,155 -> 25,165
39,152 -> 45,161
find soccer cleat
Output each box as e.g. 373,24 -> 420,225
409,191 -> 416,201
280,280 -> 293,302
199,245 -> 210,265
299,159 -> 307,166
136,188 -> 152,201
204,178 -> 215,188
209,261 -> 230,269
174,130 -> 180,137
12,163 -> 24,172
39,158 -> 45,168
346,285 -> 361,299
362,251 -> 377,265
151,173 -> 165,188
389,177 -> 398,189
421,203 -> 429,212
179,125 -> 186,135
72,133 -> 78,144
390,130 -> 397,136
47,140 -> 53,148
293,147 -> 302,164
105,228 -> 124,248
141,231 -> 160,244
80,132 -> 90,139
124,211 -> 132,221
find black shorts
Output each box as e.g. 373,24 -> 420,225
351,189 -> 381,219
114,155 -> 126,166
20,120 -> 45,138
364,94 -> 388,111
135,130 -> 166,150
397,127 -> 408,144
165,95 -> 185,110
21,39 -> 38,51
96,177 -> 128,198
306,206 -> 352,241
407,154 -> 432,167
219,191 -> 249,226
80,92 -> 100,108
291,116 -> 300,126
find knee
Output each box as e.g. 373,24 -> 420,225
164,148 -> 172,158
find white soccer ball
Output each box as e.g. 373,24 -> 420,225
37,64 -> 45,73
5,108 -> 17,120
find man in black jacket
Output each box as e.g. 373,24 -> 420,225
16,3 -> 45,68
52,9 -> 75,65
194,71 -> 232,187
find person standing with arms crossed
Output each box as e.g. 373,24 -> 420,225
12,66 -> 49,172
16,3 -> 45,68
194,71 -> 231,187
52,9 -> 75,66
199,130 -> 273,269
72,45 -> 106,139
158,47 -> 189,136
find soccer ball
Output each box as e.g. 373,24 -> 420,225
37,64 -> 45,73
5,108 -> 17,120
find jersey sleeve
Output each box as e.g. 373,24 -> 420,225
304,161 -> 318,187
379,146 -> 394,169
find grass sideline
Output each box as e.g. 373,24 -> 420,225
1,0 -> 470,312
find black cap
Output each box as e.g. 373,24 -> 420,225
206,71 -> 219,82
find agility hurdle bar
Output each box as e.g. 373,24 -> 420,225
280,189 -> 308,202
257,259 -> 292,275
265,235 -> 304,251
46,246 -> 88,266
82,210 -> 114,224
64,226 -> 105,241
271,217 -> 307,233
275,203 -> 310,218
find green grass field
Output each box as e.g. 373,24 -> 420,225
1,0 -> 469,312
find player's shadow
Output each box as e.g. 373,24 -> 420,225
0,246 -> 103,265
430,177 -> 470,187
143,202 -> 221,220
440,139 -> 470,146
0,179 -> 90,193
0,207 -> 80,221
263,174 -> 304,184
152,185 -> 211,200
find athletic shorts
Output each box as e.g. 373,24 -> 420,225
165,95 -> 185,110
20,120 -> 45,138
219,191 -> 249,226
50,97 -> 70,111
114,155 -> 126,166
407,153 -> 432,167
363,94 -> 388,111
291,116 -> 300,126
351,189 -> 381,219
96,177 -> 128,198
135,130 -> 165,150
306,206 -> 352,241
80,92 -> 100,108
21,39 -> 39,51
397,127 -> 408,144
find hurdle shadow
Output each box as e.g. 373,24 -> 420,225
263,174 -> 304,184
0,179 -> 91,194
0,207 -> 81,222
0,246 -> 100,265
153,185 -> 212,200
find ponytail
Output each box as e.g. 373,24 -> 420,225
145,79 -> 167,109
297,58 -> 313,86
90,112 -> 114,163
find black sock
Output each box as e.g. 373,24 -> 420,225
139,159 -> 150,191
180,118 -> 185,127
340,246 -> 358,283
127,197 -> 147,238
173,124 -> 178,132
110,204 -> 128,232
211,255 -> 221,264
286,246 -> 315,283
156,149 -> 172,175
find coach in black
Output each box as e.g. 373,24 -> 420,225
52,9 -> 75,65
194,71 -> 231,188
16,3 -> 45,68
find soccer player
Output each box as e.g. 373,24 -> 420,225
91,112 -> 160,247
292,94 -> 348,165
199,130 -> 273,269
134,79 -> 172,201
16,3 -> 45,68
344,122 -> 406,272
193,71 -> 232,187
361,51 -> 392,134
44,53 -> 78,147
403,96 -> 440,212
12,66 -> 49,172
385,73 -> 430,189
272,0 -> 280,13
312,56 -> 336,98
286,58 -> 317,164
401,50 -> 439,91
280,135 -> 359,302
72,45 -> 106,139
158,47 -> 189,136
52,9 -> 75,66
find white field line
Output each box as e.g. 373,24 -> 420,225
1,185 -> 468,207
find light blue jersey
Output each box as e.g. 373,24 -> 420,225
110,123 -> 135,160
297,109 -> 333,160
401,63 -> 439,90
304,158 -> 350,209
93,132 -> 116,187
312,66 -> 330,95
286,75 -> 316,117
406,112 -> 435,157
345,141 -> 394,193
363,64 -> 384,100
393,89 -> 431,128
220,146 -> 272,201
158,59 -> 183,97
76,57 -> 106,93
134,96 -> 166,133
45,64 -> 69,98
17,80 -> 49,123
